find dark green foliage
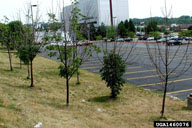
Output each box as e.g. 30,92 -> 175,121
79,23 -> 96,40
124,20 -> 135,33
97,23 -> 106,38
188,26 -> 192,30
96,35 -> 103,40
127,20 -> 135,32
100,52 -> 126,98
117,21 -> 127,37
124,20 -> 129,30
7,21 -> 24,49
106,26 -> 116,40
48,22 -> 62,31
145,20 -> 158,33
159,26 -> 166,33
0,23 -> 9,46
0,21 -> 24,71
89,23 -> 97,40
17,46 -> 30,65
149,32 -> 161,40
131,15 -> 192,25
58,57 -> 82,78
117,20 -> 135,37
179,30 -> 192,37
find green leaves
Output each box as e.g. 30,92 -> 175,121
100,52 -> 126,98
146,20 -> 158,33
149,31 -> 161,40
106,26 -> 116,40
17,46 -> 30,65
58,57 -> 82,78
179,30 -> 192,37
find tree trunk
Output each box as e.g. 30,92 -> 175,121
75,40 -> 80,84
76,71 -> 80,84
65,41 -> 69,105
161,42 -> 168,118
30,60 -> 34,87
66,77 -> 69,105
161,78 -> 168,117
27,64 -> 30,79
7,46 -> 13,71
20,59 -> 22,69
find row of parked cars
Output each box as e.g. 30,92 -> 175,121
115,38 -> 133,42
157,37 -> 184,45
139,35 -> 191,46
48,41 -> 93,47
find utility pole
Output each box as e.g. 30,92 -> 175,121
109,0 -> 113,26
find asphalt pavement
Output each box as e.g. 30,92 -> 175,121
39,41 -> 192,100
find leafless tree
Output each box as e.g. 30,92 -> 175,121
146,0 -> 192,118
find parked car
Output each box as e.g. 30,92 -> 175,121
77,41 -> 93,46
139,36 -> 148,40
124,38 -> 133,42
185,37 -> 192,41
116,38 -> 124,42
168,39 -> 182,46
107,38 -> 115,42
157,38 -> 166,43
147,37 -> 155,41
170,36 -> 183,41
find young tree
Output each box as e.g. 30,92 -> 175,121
146,0 -> 192,118
8,21 -> 25,69
18,3 -> 42,87
0,20 -> 23,71
45,0 -> 95,105
17,45 -> 31,79
100,52 -> 126,98
94,23 -> 137,98
0,23 -> 13,71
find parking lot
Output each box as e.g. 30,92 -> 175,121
80,42 -> 192,100
39,41 -> 192,100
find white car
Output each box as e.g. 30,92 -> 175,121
116,38 -> 124,42
147,37 -> 155,41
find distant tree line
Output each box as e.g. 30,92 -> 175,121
132,15 -> 192,25
77,19 -> 136,40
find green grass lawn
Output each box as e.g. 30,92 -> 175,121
0,48 -> 191,128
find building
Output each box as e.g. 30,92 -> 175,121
61,0 -> 129,28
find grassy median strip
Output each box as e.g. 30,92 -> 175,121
0,48 -> 191,128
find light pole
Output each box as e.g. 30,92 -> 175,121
109,0 -> 113,26
31,4 -> 37,33
113,17 -> 117,27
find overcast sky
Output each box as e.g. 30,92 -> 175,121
0,0 -> 192,23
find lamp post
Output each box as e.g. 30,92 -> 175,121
109,0 -> 113,26
113,17 -> 117,26
31,4 -> 37,33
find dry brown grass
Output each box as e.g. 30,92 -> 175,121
0,48 -> 191,128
